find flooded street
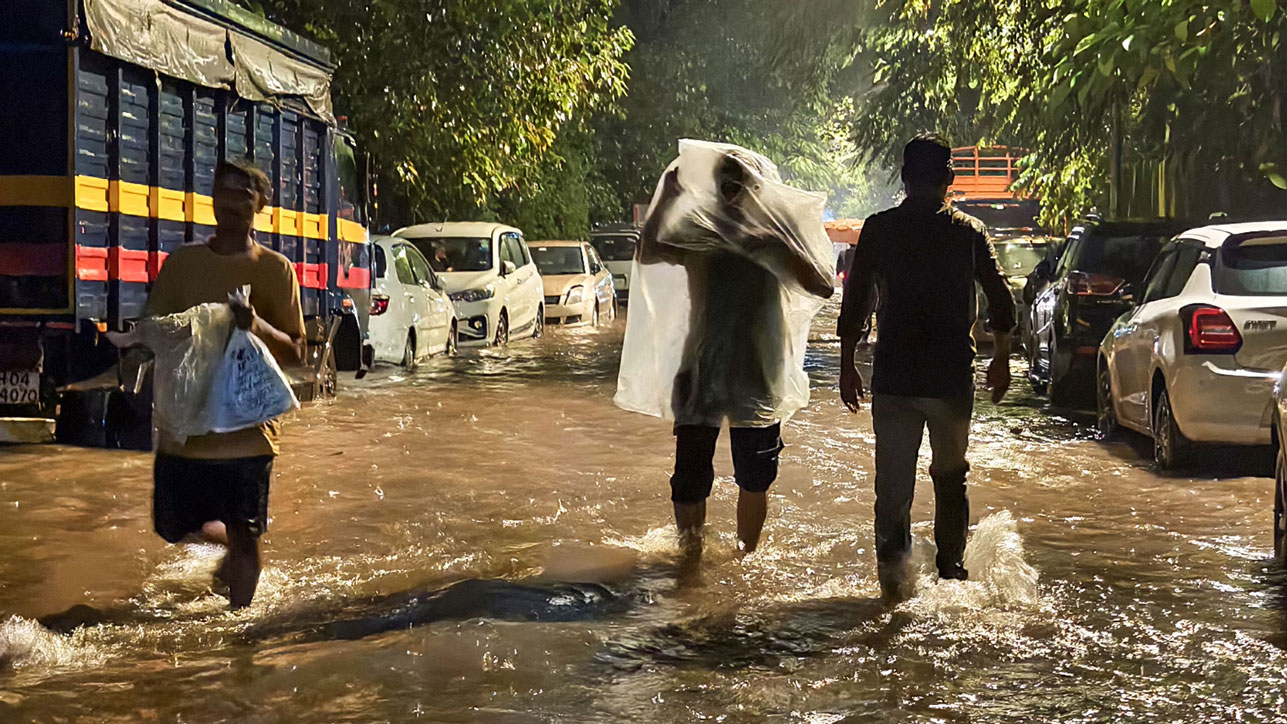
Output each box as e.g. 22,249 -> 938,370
2,300 -> 1286,723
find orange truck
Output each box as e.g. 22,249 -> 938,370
948,146 -> 1043,237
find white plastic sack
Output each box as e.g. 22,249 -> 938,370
615,140 -> 835,427
207,327 -> 299,433
107,302 -> 233,441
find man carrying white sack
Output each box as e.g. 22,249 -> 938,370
144,159 -> 305,609
615,140 -> 835,556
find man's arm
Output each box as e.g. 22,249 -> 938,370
838,227 -> 878,411
974,230 -> 1016,402
636,168 -> 688,266
237,263 -> 305,367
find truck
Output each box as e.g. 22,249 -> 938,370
948,146 -> 1043,238
0,0 -> 374,446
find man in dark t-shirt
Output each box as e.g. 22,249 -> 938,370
837,134 -> 1015,601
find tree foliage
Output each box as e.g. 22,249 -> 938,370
251,0 -> 634,225
795,0 -> 1287,223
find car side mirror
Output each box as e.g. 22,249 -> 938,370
1118,282 -> 1137,304
1033,259 -> 1052,280
501,260 -> 517,277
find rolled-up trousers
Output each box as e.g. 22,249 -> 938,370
871,391 -> 974,573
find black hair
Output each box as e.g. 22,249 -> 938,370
214,159 -> 272,204
901,133 -> 953,186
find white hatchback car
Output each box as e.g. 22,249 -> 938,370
1098,221 -> 1287,469
529,240 -> 616,327
393,222 -> 544,346
369,237 -> 457,365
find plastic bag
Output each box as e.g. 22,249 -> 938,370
207,327 -> 299,433
614,140 -> 835,427
107,302 -> 233,441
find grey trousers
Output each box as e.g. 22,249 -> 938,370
871,391 -> 974,573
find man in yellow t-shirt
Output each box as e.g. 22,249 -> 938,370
145,160 -> 305,609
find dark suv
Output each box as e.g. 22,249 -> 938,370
1028,219 -> 1190,407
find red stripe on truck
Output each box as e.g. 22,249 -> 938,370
0,243 -> 66,277
293,262 -> 328,290
109,248 -> 150,284
337,265 -> 370,289
76,246 -> 109,282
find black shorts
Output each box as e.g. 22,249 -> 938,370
670,423 -> 784,504
153,454 -> 273,543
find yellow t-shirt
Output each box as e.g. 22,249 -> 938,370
145,241 -> 305,459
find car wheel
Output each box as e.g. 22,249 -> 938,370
533,306 -> 544,339
1153,385 -> 1188,471
401,331 -> 417,368
1274,427 -> 1286,565
494,313 -> 509,347
446,322 -> 458,356
1096,362 -> 1119,440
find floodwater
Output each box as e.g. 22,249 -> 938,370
1,300 -> 1285,723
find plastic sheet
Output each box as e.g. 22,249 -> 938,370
107,303 -> 234,443
615,140 -> 835,427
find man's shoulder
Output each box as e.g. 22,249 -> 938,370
253,244 -> 296,277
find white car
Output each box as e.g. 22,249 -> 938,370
368,237 -> 457,365
393,222 -> 544,346
1098,221 -> 1287,469
589,228 -> 638,303
529,240 -> 616,327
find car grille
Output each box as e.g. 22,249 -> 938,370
544,295 -> 562,306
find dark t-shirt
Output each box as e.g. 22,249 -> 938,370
837,198 -> 1015,398
672,251 -> 785,427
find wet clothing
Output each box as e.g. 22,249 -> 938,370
838,198 -> 1015,398
871,392 -> 973,573
672,251 -> 786,428
153,454 -> 273,542
670,423 -> 784,503
145,241 -> 304,459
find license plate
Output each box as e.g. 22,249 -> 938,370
0,370 -> 39,406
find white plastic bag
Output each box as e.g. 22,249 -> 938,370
207,327 -> 299,434
614,140 -> 835,427
107,302 -> 234,442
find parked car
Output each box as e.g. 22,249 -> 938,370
1029,219 -> 1189,407
530,241 -> 617,327
589,226 -> 639,303
393,222 -> 544,346
972,236 -> 1051,345
1021,230 -> 1076,354
1100,222 -> 1287,470
368,237 -> 457,366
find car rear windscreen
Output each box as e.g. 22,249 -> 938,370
1071,234 -> 1167,282
591,235 -> 637,261
1214,236 -> 1287,296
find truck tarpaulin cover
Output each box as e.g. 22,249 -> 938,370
615,140 -> 834,427
83,0 -> 335,121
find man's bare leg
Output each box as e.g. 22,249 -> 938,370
223,522 -> 261,609
736,491 -> 767,553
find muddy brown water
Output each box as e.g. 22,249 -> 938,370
1,300 -> 1285,723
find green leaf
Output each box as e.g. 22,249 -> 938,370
1269,172 -> 1287,190
1252,0 -> 1277,22
1174,20 -> 1187,41
1122,34 -> 1133,51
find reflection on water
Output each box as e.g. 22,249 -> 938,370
1,303 -> 1285,722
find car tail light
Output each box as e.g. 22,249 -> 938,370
371,294 -> 390,316
1182,304 -> 1242,354
1066,271 -> 1124,296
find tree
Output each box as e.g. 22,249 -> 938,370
251,0 -> 634,224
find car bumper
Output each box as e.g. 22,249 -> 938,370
451,299 -> 497,345
545,300 -> 593,326
1170,361 -> 1280,445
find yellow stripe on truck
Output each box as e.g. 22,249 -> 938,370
1,174 -> 364,244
